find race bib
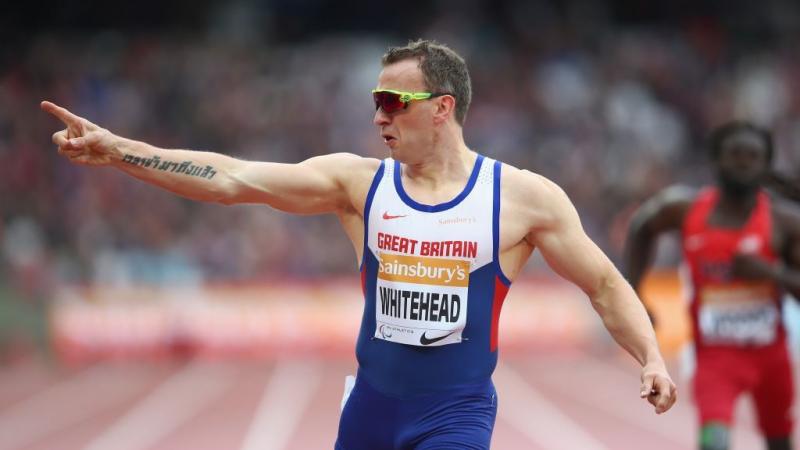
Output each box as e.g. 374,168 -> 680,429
698,284 -> 778,346
374,252 -> 469,347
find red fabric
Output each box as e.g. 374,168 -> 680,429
360,266 -> 366,297
681,187 -> 784,349
490,276 -> 509,352
683,187 -> 793,436
693,345 -> 794,436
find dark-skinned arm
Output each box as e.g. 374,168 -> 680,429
623,186 -> 694,318
764,170 -> 800,202
779,204 -> 800,298
733,201 -> 800,299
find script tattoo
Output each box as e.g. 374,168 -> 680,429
121,154 -> 217,179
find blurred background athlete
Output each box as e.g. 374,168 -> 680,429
626,121 -> 800,450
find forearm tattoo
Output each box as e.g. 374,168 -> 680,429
122,154 -> 217,179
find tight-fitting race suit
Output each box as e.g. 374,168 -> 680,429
336,155 -> 511,450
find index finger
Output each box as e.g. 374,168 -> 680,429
40,101 -> 83,126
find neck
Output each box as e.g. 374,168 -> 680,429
404,126 -> 474,187
718,185 -> 759,211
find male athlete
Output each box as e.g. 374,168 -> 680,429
626,121 -> 800,450
44,40 -> 675,449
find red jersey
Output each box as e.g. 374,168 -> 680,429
682,187 -> 785,349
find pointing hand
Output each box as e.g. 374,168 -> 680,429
41,101 -> 119,166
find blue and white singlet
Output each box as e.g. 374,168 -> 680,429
355,154 -> 512,397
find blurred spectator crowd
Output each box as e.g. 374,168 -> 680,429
2,1 -> 800,297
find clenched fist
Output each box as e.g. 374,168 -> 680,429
640,362 -> 678,414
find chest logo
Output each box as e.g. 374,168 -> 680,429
382,211 -> 407,220
737,234 -> 763,254
685,234 -> 705,251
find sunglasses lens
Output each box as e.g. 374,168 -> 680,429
374,91 -> 405,113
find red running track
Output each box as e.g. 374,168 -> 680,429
0,350 -> 798,450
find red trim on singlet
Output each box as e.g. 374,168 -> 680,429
360,266 -> 366,297
682,187 -> 784,348
490,276 -> 510,352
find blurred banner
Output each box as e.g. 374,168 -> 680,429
639,270 -> 692,356
50,276 -> 617,364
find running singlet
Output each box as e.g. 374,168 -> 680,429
356,154 -> 511,396
682,187 -> 786,349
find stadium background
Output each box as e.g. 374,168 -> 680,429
1,0 -> 800,448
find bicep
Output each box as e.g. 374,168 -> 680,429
229,153 -> 356,214
538,226 -> 616,298
531,190 -> 616,297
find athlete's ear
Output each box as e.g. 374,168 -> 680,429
432,95 -> 456,125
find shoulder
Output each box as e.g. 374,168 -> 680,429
764,171 -> 800,202
308,152 -> 382,171
642,185 -> 697,213
300,153 -> 382,214
498,163 -> 575,229
500,162 -> 566,203
305,152 -> 382,183
771,195 -> 800,232
629,184 -> 698,233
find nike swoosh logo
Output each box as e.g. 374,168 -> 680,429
419,331 -> 455,346
382,211 -> 407,220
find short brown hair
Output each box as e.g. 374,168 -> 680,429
382,39 -> 472,125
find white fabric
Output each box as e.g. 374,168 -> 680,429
366,157 -> 496,347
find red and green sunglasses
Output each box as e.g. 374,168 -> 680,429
372,89 -> 452,113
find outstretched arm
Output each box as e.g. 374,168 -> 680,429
42,101 -> 375,214
522,173 -> 677,414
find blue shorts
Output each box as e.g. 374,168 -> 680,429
335,372 -> 497,450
